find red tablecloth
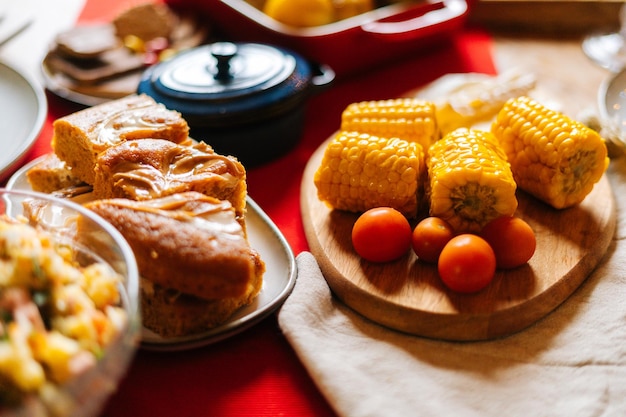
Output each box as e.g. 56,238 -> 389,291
18,1 -> 497,416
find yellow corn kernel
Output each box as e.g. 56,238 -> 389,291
491,96 -> 609,209
0,340 -> 45,392
314,131 -> 424,218
82,263 -> 121,309
52,314 -> 98,351
427,128 -> 518,233
340,98 -> 440,154
30,331 -> 93,384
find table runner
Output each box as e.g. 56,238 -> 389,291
4,0 -> 499,415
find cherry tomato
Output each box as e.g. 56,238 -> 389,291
411,217 -> 455,263
480,216 -> 536,269
351,207 -> 412,263
438,234 -> 496,293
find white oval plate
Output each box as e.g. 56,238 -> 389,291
0,62 -> 47,182
7,156 -> 298,351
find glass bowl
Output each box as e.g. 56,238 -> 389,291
0,188 -> 140,417
597,67 -> 626,153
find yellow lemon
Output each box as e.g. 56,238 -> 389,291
332,0 -> 373,21
263,0 -> 335,27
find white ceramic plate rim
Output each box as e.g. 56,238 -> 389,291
0,62 -> 47,182
6,156 -> 298,352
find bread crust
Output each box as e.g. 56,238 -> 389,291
26,154 -> 84,193
140,252 -> 264,338
93,138 -> 247,224
52,94 -> 189,184
85,193 -> 257,300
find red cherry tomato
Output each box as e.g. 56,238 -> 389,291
480,216 -> 536,269
438,234 -> 496,293
351,207 -> 412,263
411,217 -> 455,263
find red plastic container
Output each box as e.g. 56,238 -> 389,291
166,0 -> 471,77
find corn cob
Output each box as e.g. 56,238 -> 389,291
491,96 -> 609,209
427,128 -> 518,233
314,131 -> 424,218
340,98 -> 439,153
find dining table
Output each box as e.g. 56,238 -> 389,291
3,0 -> 626,416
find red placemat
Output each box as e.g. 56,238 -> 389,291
20,1 -> 496,416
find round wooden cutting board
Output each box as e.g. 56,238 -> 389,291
301,137 -> 617,341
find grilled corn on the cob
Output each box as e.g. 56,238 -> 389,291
491,96 -> 609,209
427,128 -> 518,233
340,98 -> 440,153
314,131 -> 424,218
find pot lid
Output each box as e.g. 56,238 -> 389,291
155,42 -> 296,98
138,41 -> 313,125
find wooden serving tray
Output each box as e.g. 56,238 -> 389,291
301,137 -> 617,341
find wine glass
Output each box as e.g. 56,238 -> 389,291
582,3 -> 626,72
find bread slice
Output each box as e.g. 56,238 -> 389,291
140,262 -> 263,338
54,23 -> 120,59
84,192 -> 263,299
92,138 -> 247,226
84,192 -> 265,338
46,45 -> 146,84
26,154 -> 84,193
52,94 -> 190,185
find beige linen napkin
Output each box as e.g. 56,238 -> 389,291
278,155 -> 626,417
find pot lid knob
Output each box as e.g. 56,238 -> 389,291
211,42 -> 238,81
151,41 -> 297,98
